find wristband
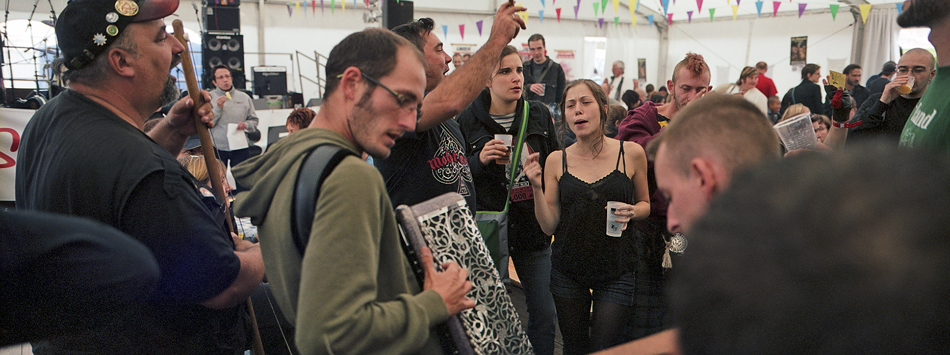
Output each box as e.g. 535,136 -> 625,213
832,120 -> 862,129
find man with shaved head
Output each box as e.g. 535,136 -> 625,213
897,0 -> 950,153
849,48 -> 936,143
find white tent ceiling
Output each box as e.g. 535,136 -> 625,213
3,0 -> 908,24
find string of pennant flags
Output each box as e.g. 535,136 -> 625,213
282,0 -> 905,36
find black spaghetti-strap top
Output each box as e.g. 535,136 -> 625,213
552,143 -> 636,287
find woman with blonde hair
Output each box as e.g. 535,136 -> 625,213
777,103 -> 810,123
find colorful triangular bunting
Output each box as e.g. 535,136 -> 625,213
647,14 -> 654,27
798,3 -> 806,18
476,20 -> 483,36
687,10 -> 693,23
731,5 -> 738,19
859,4 -> 871,23
830,4 -> 839,20
710,7 -> 716,22
755,1 -> 763,17
772,1 -> 780,17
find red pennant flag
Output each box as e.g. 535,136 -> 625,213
556,8 -> 562,22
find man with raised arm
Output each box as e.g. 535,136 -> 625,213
378,3 -> 526,211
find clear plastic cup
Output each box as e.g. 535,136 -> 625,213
606,201 -> 624,237
898,76 -> 915,95
774,113 -> 818,151
495,134 -> 513,165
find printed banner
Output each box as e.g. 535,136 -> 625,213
555,50 -> 577,81
451,44 -> 477,72
0,107 -> 32,201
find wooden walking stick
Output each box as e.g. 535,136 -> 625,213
171,20 -> 266,355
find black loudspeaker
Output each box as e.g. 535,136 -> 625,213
202,0 -> 240,6
202,33 -> 246,90
382,0 -> 413,30
203,5 -> 241,33
252,66 -> 288,97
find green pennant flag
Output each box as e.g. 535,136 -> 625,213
709,8 -> 716,22
593,2 -> 599,17
614,16 -> 619,26
830,4 -> 839,20
331,0 -> 335,13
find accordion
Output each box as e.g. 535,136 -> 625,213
395,193 -> 534,355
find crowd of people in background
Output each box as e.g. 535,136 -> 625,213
6,0 -> 950,354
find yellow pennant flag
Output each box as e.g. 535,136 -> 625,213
630,0 -> 638,26
612,0 -> 619,13
518,3 -> 528,21
732,5 -> 739,19
341,0 -> 345,12
295,2 -> 300,15
859,4 -> 871,23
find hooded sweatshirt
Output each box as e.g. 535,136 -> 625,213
232,128 -> 447,355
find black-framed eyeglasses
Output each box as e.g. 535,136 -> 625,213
336,72 -> 423,122
897,66 -> 929,75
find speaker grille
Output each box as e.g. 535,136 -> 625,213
202,33 -> 245,90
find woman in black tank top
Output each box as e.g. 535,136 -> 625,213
525,80 -> 651,354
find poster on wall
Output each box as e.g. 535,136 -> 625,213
555,50 -> 576,81
637,58 -> 647,81
790,36 -> 808,66
0,107 -> 31,201
451,44 -> 476,72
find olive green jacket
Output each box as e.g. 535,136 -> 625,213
233,128 -> 447,355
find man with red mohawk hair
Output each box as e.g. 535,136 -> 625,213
614,52 -> 712,341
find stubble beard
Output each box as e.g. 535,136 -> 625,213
350,89 -> 389,159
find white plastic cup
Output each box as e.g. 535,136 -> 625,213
774,113 -> 818,151
539,83 -> 546,96
495,134 -> 513,165
606,201 -> 624,237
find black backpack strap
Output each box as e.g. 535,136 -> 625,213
291,144 -> 357,256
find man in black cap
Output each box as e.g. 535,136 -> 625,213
15,0 -> 264,353
866,61 -> 896,96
